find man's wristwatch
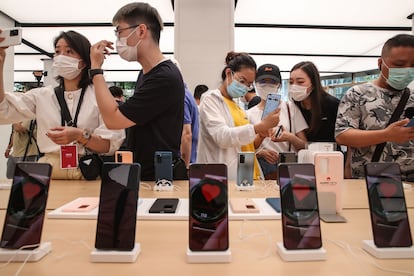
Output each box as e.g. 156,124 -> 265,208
78,128 -> 92,146
88,69 -> 104,79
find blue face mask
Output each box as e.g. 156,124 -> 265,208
226,73 -> 249,98
383,61 -> 414,90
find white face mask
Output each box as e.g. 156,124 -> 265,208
255,83 -> 279,99
116,27 -> 142,62
289,84 -> 309,101
52,55 -> 83,80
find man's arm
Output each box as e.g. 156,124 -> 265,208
90,40 -> 135,130
180,124 -> 192,168
336,119 -> 414,147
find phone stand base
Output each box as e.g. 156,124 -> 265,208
0,242 -> 52,262
90,243 -> 141,263
276,242 -> 326,262
153,184 -> 174,191
362,240 -> 414,259
235,184 -> 255,191
186,248 -> 232,263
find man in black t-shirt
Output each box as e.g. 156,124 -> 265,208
90,3 -> 184,180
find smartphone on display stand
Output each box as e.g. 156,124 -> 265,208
1,162 -> 52,249
237,152 -> 254,187
0,27 -> 22,47
189,164 -> 228,251
364,162 -> 412,247
229,198 -> 259,213
265,197 -> 281,213
154,151 -> 173,186
262,93 -> 281,119
61,197 -> 99,213
95,162 -> 141,251
277,163 -> 322,250
148,198 -> 179,213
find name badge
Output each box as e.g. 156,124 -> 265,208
60,145 -> 78,169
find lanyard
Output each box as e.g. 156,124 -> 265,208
54,85 -> 86,127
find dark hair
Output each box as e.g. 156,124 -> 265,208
291,61 -> 327,137
112,2 -> 163,44
221,51 -> 257,81
381,34 -> 414,57
109,86 -> 124,98
53,31 -> 91,90
194,84 -> 209,99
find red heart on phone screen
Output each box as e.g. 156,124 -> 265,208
201,184 -> 220,202
292,184 -> 311,201
23,182 -> 41,201
379,182 -> 397,197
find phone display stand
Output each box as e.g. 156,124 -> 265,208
362,240 -> 414,259
318,192 -> 347,223
90,243 -> 141,263
235,183 -> 255,191
153,179 -> 174,191
276,242 -> 326,262
186,248 -> 232,263
0,242 -> 52,262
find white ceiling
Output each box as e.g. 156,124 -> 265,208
1,0 -> 414,82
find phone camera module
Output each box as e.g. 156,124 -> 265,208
10,29 -> 19,37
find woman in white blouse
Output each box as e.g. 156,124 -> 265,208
0,30 -> 124,179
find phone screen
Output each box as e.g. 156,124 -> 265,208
189,164 -> 228,251
237,152 -> 254,186
262,93 -> 281,119
278,163 -> 322,250
95,162 -> 141,251
364,162 -> 412,247
154,151 -> 173,185
1,162 -> 52,249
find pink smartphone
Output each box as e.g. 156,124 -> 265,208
61,197 -> 99,212
230,198 -> 259,213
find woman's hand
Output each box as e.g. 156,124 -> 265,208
46,126 -> 82,145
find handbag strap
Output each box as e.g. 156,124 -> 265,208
287,102 -> 292,151
54,86 -> 86,127
371,88 -> 410,162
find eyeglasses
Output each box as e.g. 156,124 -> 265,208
114,25 -> 139,37
232,72 -> 254,91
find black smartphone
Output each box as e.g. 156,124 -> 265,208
364,162 -> 412,247
148,198 -> 179,213
154,151 -> 173,185
1,162 -> 52,249
95,162 -> 141,251
189,164 -> 228,251
278,163 -> 322,250
265,197 -> 281,213
262,93 -> 281,119
274,125 -> 283,138
237,152 -> 254,186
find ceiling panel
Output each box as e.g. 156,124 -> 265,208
1,0 -> 413,82
0,0 -> 174,23
235,0 -> 414,27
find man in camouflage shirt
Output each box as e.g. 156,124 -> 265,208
335,34 -> 414,179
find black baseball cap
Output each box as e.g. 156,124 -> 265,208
256,64 -> 281,83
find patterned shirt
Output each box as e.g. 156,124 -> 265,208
335,82 -> 414,178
